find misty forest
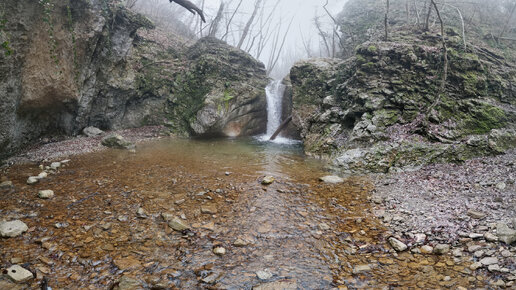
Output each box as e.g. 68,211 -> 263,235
0,0 -> 516,288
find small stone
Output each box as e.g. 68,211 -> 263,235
319,175 -> 344,184
202,273 -> 221,284
0,180 -> 13,189
470,262 -> 482,270
213,247 -> 226,256
83,126 -> 104,137
388,237 -> 407,252
0,220 -> 28,238
492,280 -> 505,287
256,270 -> 273,280
5,265 -> 33,282
161,212 -> 174,221
488,264 -> 501,272
479,257 -> 498,266
253,280 -> 297,290
420,245 -> 434,254
233,238 -> 248,247
37,172 -> 48,179
473,250 -> 485,258
113,256 -> 142,270
452,248 -> 463,257
225,172 -> 231,176
10,257 -> 23,264
136,207 -> 147,218
433,244 -> 450,255
469,233 -> 483,239
38,190 -> 54,199
501,250 -> 513,257
27,176 -> 39,185
414,233 -> 426,244
319,223 -> 330,231
353,264 -> 372,273
261,176 -> 275,185
101,134 -> 135,150
113,275 -> 141,290
467,210 -> 486,219
201,205 -> 218,214
168,217 -> 189,231
468,245 -> 482,252
496,182 -> 506,190
50,162 -> 61,170
496,223 -> 516,244
201,221 -> 215,231
484,232 -> 498,242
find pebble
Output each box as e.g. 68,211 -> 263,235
50,162 -> 61,170
38,172 -> 48,179
467,210 -> 486,219
496,223 -> 516,244
420,245 -> 434,254
469,233 -> 483,239
168,217 -> 189,231
433,244 -> 450,255
0,220 -> 28,238
38,190 -> 54,199
470,262 -> 482,270
27,176 -> 39,185
353,264 -> 372,273
201,205 -> 218,214
261,176 -> 275,185
5,265 -> 33,282
484,232 -> 498,242
319,175 -> 344,184
0,180 -> 13,189
319,223 -> 330,231
479,257 -> 498,266
388,237 -> 407,252
256,270 -> 273,280
213,247 -> 226,256
113,275 -> 141,290
136,207 -> 147,218
233,238 -> 248,247
473,250 -> 485,258
488,264 -> 501,272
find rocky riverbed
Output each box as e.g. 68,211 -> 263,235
0,137 -> 514,289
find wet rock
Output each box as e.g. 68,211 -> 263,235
0,220 -> 28,238
420,245 -> 433,254
256,269 -> 273,280
467,210 -> 486,219
253,280 -> 297,290
480,257 -> 498,266
213,246 -> 226,256
83,126 -> 104,137
114,256 -> 142,270
50,162 -> 61,170
201,205 -> 218,214
168,217 -> 189,231
0,180 -> 13,189
101,134 -> 135,150
353,264 -> 372,273
496,223 -> 516,244
433,244 -> 450,255
5,265 -> 33,282
27,176 -> 39,185
261,176 -> 275,185
388,237 -> 407,252
113,275 -> 142,290
38,190 -> 54,199
319,175 -> 344,184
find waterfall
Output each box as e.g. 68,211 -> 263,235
265,80 -> 286,137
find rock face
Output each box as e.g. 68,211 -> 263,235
289,41 -> 516,173
0,1 -> 268,160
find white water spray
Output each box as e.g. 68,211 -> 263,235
259,80 -> 298,144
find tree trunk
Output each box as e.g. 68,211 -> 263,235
208,1 -> 225,37
237,0 -> 262,49
499,1 -> 516,40
427,0 -> 448,113
385,0 -> 390,40
270,116 -> 292,141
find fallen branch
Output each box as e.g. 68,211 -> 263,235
270,115 -> 292,141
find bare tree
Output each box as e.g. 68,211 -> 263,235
427,0 -> 448,113
424,0 -> 432,31
222,0 -> 243,41
237,0 -> 263,49
267,16 -> 294,75
208,1 -> 225,37
169,0 -> 206,23
385,0 -> 390,40
499,1 -> 516,40
314,16 -> 331,57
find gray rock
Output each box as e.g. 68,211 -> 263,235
261,176 -> 275,185
27,176 -> 39,185
470,262 -> 482,270
5,265 -> 33,282
467,210 -> 486,219
484,232 -> 498,242
0,180 -> 13,189
480,257 -> 498,266
38,190 -> 54,199
213,247 -> 226,256
420,245 -> 433,254
101,134 -> 135,150
83,126 -> 104,137
353,264 -> 372,273
0,220 -> 28,238
37,172 -> 48,179
488,264 -> 501,272
496,182 -> 506,190
113,275 -> 141,290
253,280 -> 298,290
168,217 -> 189,231
319,175 -> 344,184
496,223 -> 516,244
388,237 -> 407,252
256,270 -> 273,280
433,244 -> 450,255
50,162 -> 61,170
469,233 -> 483,239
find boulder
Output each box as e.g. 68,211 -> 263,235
496,223 -> 516,244
101,134 -> 135,150
0,220 -> 28,238
83,126 -> 104,137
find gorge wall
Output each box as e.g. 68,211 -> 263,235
289,0 -> 516,173
0,0 -> 268,159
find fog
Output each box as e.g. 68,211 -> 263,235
132,0 -> 346,79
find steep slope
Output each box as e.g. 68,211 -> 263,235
0,0 -> 267,159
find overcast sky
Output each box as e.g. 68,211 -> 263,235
199,0 -> 347,78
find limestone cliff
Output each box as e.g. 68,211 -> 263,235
0,0 -> 267,159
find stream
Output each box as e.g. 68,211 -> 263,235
0,137 -> 479,289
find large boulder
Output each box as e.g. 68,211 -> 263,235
289,40 -> 516,173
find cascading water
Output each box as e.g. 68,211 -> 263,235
259,80 -> 298,144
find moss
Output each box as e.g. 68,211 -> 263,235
367,45 -> 377,53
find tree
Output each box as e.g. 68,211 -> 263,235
237,0 -> 263,49
385,0 -> 390,40
169,0 -> 205,23
208,1 -> 225,37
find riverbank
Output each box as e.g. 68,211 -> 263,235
371,150 -> 516,287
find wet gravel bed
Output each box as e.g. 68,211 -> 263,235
4,126 -> 165,165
